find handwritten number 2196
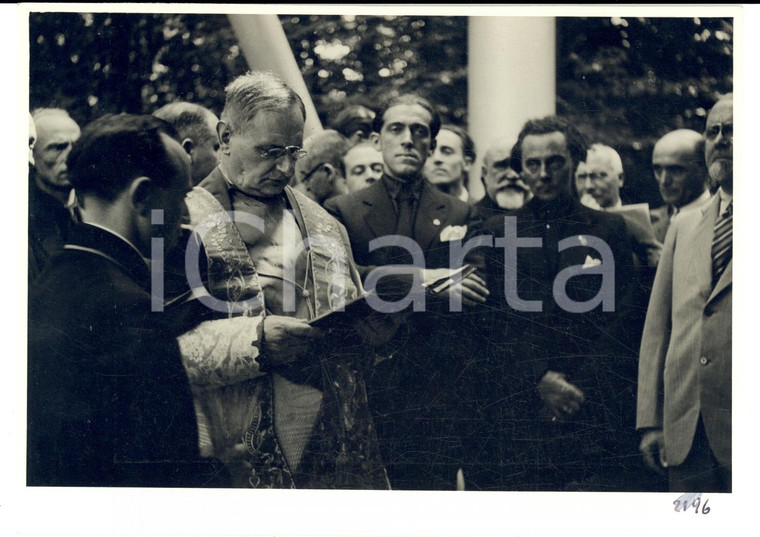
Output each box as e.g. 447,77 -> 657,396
673,497 -> 710,514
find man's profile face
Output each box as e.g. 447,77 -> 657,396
190,112 -> 221,185
223,105 -> 305,198
520,131 -> 573,201
652,139 -> 706,207
576,152 -> 622,209
424,128 -> 470,186
704,98 -> 733,192
373,104 -> 433,180
343,144 -> 383,192
483,143 -> 530,209
32,113 -> 81,190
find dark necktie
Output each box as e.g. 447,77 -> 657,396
395,188 -> 416,238
711,201 -> 732,287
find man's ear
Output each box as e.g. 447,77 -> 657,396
217,121 -> 232,155
370,131 -> 381,150
322,163 -> 337,182
463,155 -> 474,173
618,172 -> 625,188
128,176 -> 153,217
181,138 -> 195,159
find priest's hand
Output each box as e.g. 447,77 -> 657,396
261,315 -> 323,367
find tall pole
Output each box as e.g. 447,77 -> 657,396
227,14 -> 322,138
467,17 -> 556,202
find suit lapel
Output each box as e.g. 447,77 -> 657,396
362,181 -> 396,239
415,185 -> 449,252
708,258 -> 732,304
688,195 -> 721,301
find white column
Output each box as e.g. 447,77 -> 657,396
467,16 -> 556,202
227,14 -> 322,138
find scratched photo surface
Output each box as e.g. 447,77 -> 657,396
18,4 -> 744,536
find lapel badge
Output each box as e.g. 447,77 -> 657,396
433,218 -> 441,226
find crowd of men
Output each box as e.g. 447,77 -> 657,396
27,70 -> 732,493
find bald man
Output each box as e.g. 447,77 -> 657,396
153,102 -> 221,185
29,108 -> 81,281
474,138 -> 532,221
649,130 -> 711,243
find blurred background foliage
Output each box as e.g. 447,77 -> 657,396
29,12 -> 732,205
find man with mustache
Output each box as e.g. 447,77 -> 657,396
325,94 -> 487,490
637,94 -> 733,492
649,129 -> 711,243
474,138 -> 532,221
423,124 -> 475,203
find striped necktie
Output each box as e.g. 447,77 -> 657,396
711,201 -> 732,287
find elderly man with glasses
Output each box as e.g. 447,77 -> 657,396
637,94 -> 733,493
173,71 -> 389,489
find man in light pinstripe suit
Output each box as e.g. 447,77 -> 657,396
636,94 -> 733,492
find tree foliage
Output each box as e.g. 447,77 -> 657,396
279,15 -> 468,126
29,12 -> 247,124
557,16 -> 733,205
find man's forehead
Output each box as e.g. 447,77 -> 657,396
35,114 -> 80,138
382,104 -> 432,126
707,99 -> 733,123
437,129 -> 463,148
521,131 -> 568,154
653,141 -> 700,163
345,144 -> 382,162
585,153 -> 613,169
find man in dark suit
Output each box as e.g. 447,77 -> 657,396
479,116 -> 643,491
27,115 -> 222,487
637,95 -> 733,493
324,94 -> 488,489
649,129 -> 711,243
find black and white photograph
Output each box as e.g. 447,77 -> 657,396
6,3 -> 755,536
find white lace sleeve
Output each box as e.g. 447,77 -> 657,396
177,313 -> 266,390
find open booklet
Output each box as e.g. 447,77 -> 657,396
308,264 -> 477,329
